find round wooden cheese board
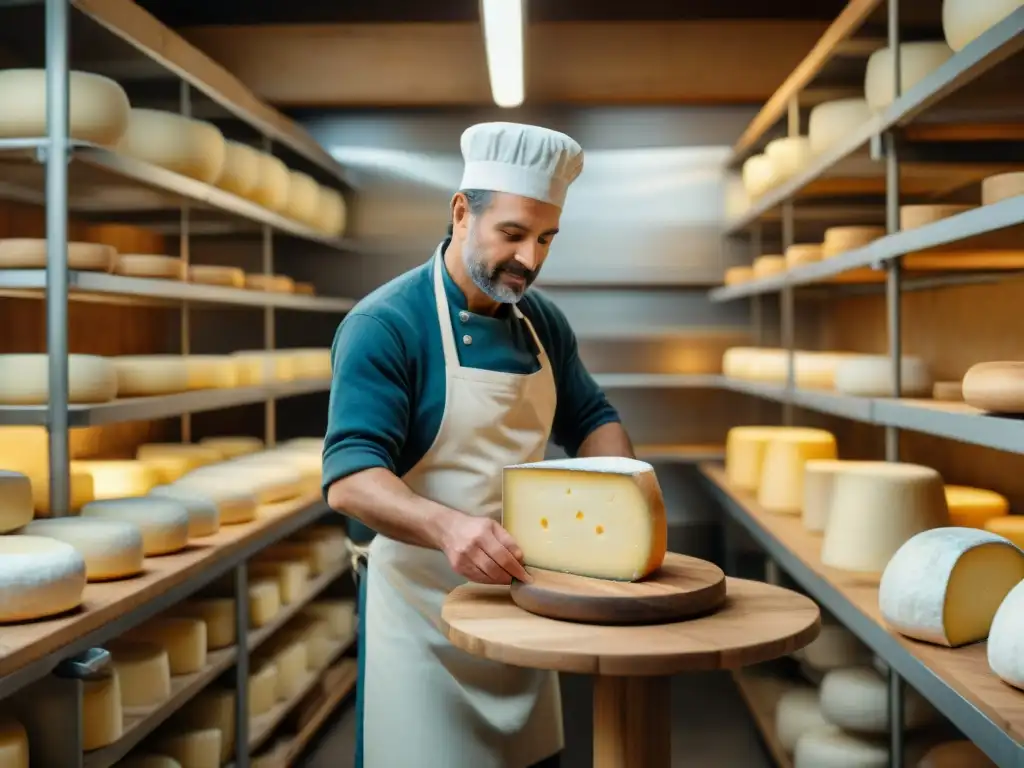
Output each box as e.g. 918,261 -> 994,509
509,552 -> 726,625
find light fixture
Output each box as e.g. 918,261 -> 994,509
480,0 -> 524,108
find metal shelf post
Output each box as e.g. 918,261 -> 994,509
234,564 -> 251,768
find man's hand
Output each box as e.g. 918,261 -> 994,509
441,514 -> 531,585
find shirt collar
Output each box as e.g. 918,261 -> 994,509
437,238 -> 513,319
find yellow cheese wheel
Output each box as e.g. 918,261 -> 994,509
724,266 -> 754,285
0,239 -> 117,271
252,152 -> 290,211
214,140 -> 261,198
0,354 -> 118,405
753,255 -> 786,278
757,428 -> 838,514
245,273 -> 295,293
111,355 -> 191,397
184,355 -> 239,390
198,435 -> 264,459
725,426 -> 786,491
71,459 -> 161,499
822,226 -> 885,258
764,136 -> 812,181
117,108 -> 227,184
785,244 -> 823,268
284,171 -> 321,226
900,204 -> 974,230
984,516 -> 1024,549
313,187 -> 347,236
944,485 -> 1010,528
114,254 -> 186,280
188,264 -> 245,288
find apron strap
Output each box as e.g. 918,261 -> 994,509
432,250 -> 463,371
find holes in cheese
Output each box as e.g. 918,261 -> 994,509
107,640 -> 172,709
501,456 -> 667,581
112,355 -> 191,397
0,354 -> 118,405
153,727 -> 222,768
822,462 -> 949,574
146,486 -> 219,538
0,470 -> 32,533
22,518 -> 144,581
774,688 -> 830,753
944,485 -> 1009,528
124,617 -> 208,675
807,97 -> 872,155
864,42 -> 954,112
0,715 -> 29,767
72,460 -> 161,500
819,667 -> 936,734
172,598 -> 236,650
987,579 -> 1024,691
919,740 -> 997,768
726,426 -> 786,491
0,535 -> 87,622
82,669 -> 123,750
757,428 -> 837,515
117,108 -> 227,184
833,355 -> 932,397
81,497 -> 189,556
984,515 -> 1024,548
198,435 -> 264,460
879,527 -> 1024,646
962,361 -> 1024,413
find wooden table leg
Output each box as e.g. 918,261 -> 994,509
593,675 -> 671,768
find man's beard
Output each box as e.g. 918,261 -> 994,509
462,235 -> 535,304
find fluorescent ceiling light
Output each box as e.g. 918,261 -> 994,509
481,0 -> 524,108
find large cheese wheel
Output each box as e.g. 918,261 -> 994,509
822,226 -> 884,258
919,740 -> 996,768
794,351 -> 856,390
764,136 -> 812,181
0,535 -> 87,621
900,204 -> 974,230
249,658 -> 279,716
107,639 -> 172,708
725,426 -> 786,491
114,254 -> 185,281
124,616 -> 208,675
794,728 -> 925,768
214,140 -> 260,198
0,239 -> 117,271
0,69 -> 130,147
22,517 -> 144,581
942,0 -> 1023,52
0,716 -> 28,768
174,598 -> 236,649
184,355 -> 239,390
879,527 -> 1024,647
249,559 -> 310,605
987,579 -> 1024,690
146,485 -> 219,538
802,460 -> 870,533
0,470 -> 33,533
112,355 -> 191,397
961,361 -> 1024,413
833,355 -> 933,397
821,462 -> 949,574
757,429 -> 838,515
154,727 -> 221,768
981,171 -> 1024,205
722,347 -> 768,379
807,98 -> 872,155
117,109 -> 226,184
865,42 -> 954,112
284,171 -> 321,226
314,187 -> 347,236
752,255 -> 786,278
742,154 -> 777,198
71,459 -> 161,499
785,244 -> 823,269
775,688 -> 830,753
984,515 -> 1024,548
178,687 -> 235,762
198,435 -> 264,459
944,485 -> 1009,528
724,266 -> 754,285
152,482 -> 257,526
82,669 -> 123,750
81,497 -> 190,555
0,354 -> 117,405
252,153 -> 290,211
26,467 -> 96,516
188,264 -> 245,288
178,463 -> 304,505
819,667 -> 936,733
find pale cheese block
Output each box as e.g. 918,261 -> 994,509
918,740 -> 997,767
71,460 -> 161,499
502,456 -> 667,581
178,463 -> 304,505
146,485 -> 219,538
249,659 -> 279,716
807,98 -> 872,155
932,381 -> 963,401
138,454 -> 196,485
775,688 -> 831,753
794,351 -> 853,390
0,535 -> 87,621
178,687 -> 235,762
802,460 -> 870,534
153,727 -> 221,768
249,578 -> 282,627
107,640 -> 172,709
0,69 -> 130,146
725,426 -> 786,491
136,443 -> 222,469
821,462 -> 949,574
184,355 -> 239,390
25,468 -> 95,516
252,153 -> 290,211
249,560 -> 310,605
80,497 -> 189,556
794,728 -> 925,768
962,361 -> 1024,413
188,265 -> 245,288
117,108 -> 226,184
259,638 -> 309,699
865,42 -> 954,112
800,622 -> 871,670
752,255 -> 786,278
900,204 -> 974,230
82,670 -> 123,750
765,136 -> 812,181
0,471 -> 33,533
114,254 -> 186,281
944,485 -> 1009,528
284,171 -> 321,226
22,518 -> 144,581
0,354 -> 118,405
819,666 -> 936,733
724,266 -> 754,285
822,226 -> 884,258
785,244 -> 823,269
214,140 -> 261,198
987,579 -> 1024,690
981,171 -> 1024,205
0,716 -> 28,768
154,482 -> 258,526
124,617 -> 207,675
833,355 -> 933,397
757,429 -> 838,515
313,187 -> 347,236
198,435 -> 264,459
115,755 -> 182,767
943,0 -> 1024,51
0,239 -> 117,271
112,355 -> 191,397
742,154 -> 777,198
174,598 -> 236,649
984,515 -> 1024,548
245,273 -> 295,293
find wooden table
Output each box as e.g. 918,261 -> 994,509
442,576 -> 820,768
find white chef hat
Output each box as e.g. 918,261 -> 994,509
458,122 -> 584,209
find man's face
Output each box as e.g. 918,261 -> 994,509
457,192 -> 561,303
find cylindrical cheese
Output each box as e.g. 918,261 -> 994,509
865,42 -> 954,112
188,264 -> 245,288
284,171 -> 321,226
313,187 -> 347,236
114,254 -> 186,281
82,670 -> 123,750
764,136 -> 812,181
822,226 -> 884,258
249,560 -> 311,605
794,351 -> 856,390
752,255 -> 786,278
942,0 -> 1024,52
784,244 -> 823,269
725,426 -> 787,491
0,535 -> 87,622
981,171 -> 1024,206
178,688 -> 235,762
807,98 -> 872,155
0,239 -> 117,271
819,667 -> 936,733
987,579 -> 1024,691
252,153 -> 290,211
112,355 -> 191,397
962,361 -> 1024,413
944,485 -> 1009,528
800,621 -> 871,671
147,485 -> 219,538
821,462 -> 949,574
0,354 -> 118,405
0,716 -> 28,768
198,435 -> 264,459
775,688 -> 830,753
0,69 -> 130,147
125,617 -> 208,675
0,470 -> 33,533
724,266 -> 754,285
154,482 -> 258,526
174,598 -> 236,650
919,740 -> 997,768
179,463 -> 304,505
214,140 -> 261,198
249,659 -> 279,716
249,578 -> 282,627
154,727 -> 222,768
984,515 -> 1024,548
136,443 -> 222,468
833,355 -> 933,397
742,154 -> 777,198
71,460 -> 161,499
117,108 -> 227,184
245,273 -> 295,293
802,460 -> 864,533
757,429 -> 838,515
304,599 -> 357,641
900,204 -> 974,230
108,640 -> 172,709
184,355 -> 239,390
80,497 -> 190,556
22,517 -> 144,581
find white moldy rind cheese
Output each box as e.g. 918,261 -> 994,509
879,527 -> 1024,647
919,740 -> 997,768
154,727 -> 222,768
107,640 -> 172,708
0,715 -> 29,767
726,426 -> 784,491
82,670 -> 123,750
943,0 -> 1024,52
0,535 -> 87,622
774,688 -> 831,753
0,354 -> 118,405
22,518 -> 144,581
793,728 -> 926,768
819,667 -> 936,734
501,456 -> 667,581
833,355 -> 933,397
124,616 -> 208,675
944,485 -> 1009,528
146,485 -> 219,538
81,497 -> 189,556
987,579 -> 1024,690
757,428 -> 838,515
0,470 -> 33,532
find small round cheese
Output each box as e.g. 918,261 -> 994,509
304,599 -> 357,640
284,171 -> 321,226
785,244 -> 823,269
987,579 -> 1024,691
174,598 -> 236,650
984,515 -> 1024,548
981,171 -> 1024,205
249,658 -> 279,716
724,266 -> 754,285
944,485 -> 1009,528
80,497 -> 190,555
0,470 -> 33,533
764,136 -> 812,181
0,239 -> 117,271
819,666 -> 936,733
314,187 -> 347,236
214,140 -> 261,198
800,622 -> 870,670
0,68 -> 131,146
198,435 -> 264,459
942,0 -> 1024,52
833,355 -> 933,397
82,670 -> 123,750
117,108 -> 227,184
249,578 -> 282,627
919,740 -> 996,768
900,204 -> 974,230
0,354 -> 118,405
252,152 -> 290,211
0,535 -> 87,622
112,355 -> 191,397
188,264 -> 245,288
807,98 -> 872,155
22,517 -> 144,581
742,154 -> 777,198
0,715 -> 28,767
865,42 -> 954,112
107,639 -> 172,708
757,428 -> 838,515
146,485 -> 219,538
775,688 -> 830,753
114,254 -> 186,281
125,616 -> 208,675
154,727 -> 222,768
71,460 -> 161,500
962,361 -> 1024,413
752,255 -> 786,278
822,226 -> 884,258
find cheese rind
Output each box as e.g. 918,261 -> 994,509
775,689 -> 830,753
725,426 -> 785,491
807,98 -> 872,155
0,536 -> 87,622
794,728 -> 919,768
249,578 -> 282,627
822,226 -> 884,258
249,659 -> 279,716
742,154 -> 777,198
178,688 -> 235,762
198,435 -> 264,459
752,255 -> 786,278
879,527 -> 1024,646
819,667 -> 935,733
0,471 -> 33,533
124,617 -> 208,675
802,460 -> 867,533
784,244 -> 822,269
146,486 -> 219,538
111,355 -> 191,397
944,485 -> 1009,528
154,482 -> 258,526
987,579 -> 1024,690
724,266 -> 754,285
107,640 -> 172,708
81,497 -> 190,555
900,204 -> 974,230
82,670 -> 123,750
303,599 -> 357,640
154,727 -> 222,768
757,428 -> 838,515
118,108 -> 226,184
764,136 -> 812,181
215,140 -> 261,198
248,560 -> 310,605
22,518 -> 144,581
71,459 -> 161,500
0,354 -> 118,405
501,456 -> 667,581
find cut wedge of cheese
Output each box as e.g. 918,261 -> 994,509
981,171 -> 1024,206
146,485 -> 219,538
0,354 -> 117,405
125,616 -> 207,675
987,579 -> 1024,690
0,471 -> 33,533
757,428 -> 838,515
22,517 -> 144,581
984,515 -> 1024,548
82,670 -> 122,750
174,598 -> 236,649
0,536 -> 87,622
819,666 -> 936,733
80,497 -> 189,555
71,460 -> 160,500
962,361 -> 1024,413
879,527 -> 1024,646
833,355 -> 932,397
107,640 -> 172,709
919,740 -> 997,767
775,688 -> 830,753
501,456 -> 667,581
117,108 -> 226,184
944,485 -> 1009,528
821,462 -> 949,574
865,42 -> 954,112
0,239 -> 117,271
725,426 -> 786,491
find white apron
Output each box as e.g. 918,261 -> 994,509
363,250 -> 564,768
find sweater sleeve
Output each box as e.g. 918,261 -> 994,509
321,312 -> 413,498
